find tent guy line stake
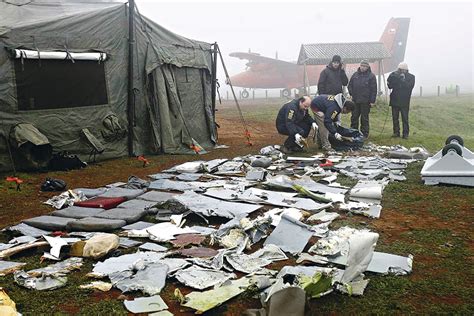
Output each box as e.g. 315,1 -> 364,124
216,44 -> 252,146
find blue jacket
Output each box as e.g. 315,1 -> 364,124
310,94 -> 345,135
276,99 -> 314,136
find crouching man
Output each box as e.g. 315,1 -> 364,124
276,96 -> 317,153
310,93 -> 355,152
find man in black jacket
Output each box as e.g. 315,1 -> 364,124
387,62 -> 415,139
317,55 -> 349,95
348,60 -> 377,138
276,96 -> 316,153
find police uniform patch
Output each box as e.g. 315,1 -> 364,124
331,111 -> 338,120
288,110 -> 294,120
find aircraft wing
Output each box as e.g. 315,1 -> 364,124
229,52 -> 296,68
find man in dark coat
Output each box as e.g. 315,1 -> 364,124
387,62 -> 415,139
310,93 -> 355,151
276,96 -> 316,153
348,60 -> 377,138
317,55 -> 349,95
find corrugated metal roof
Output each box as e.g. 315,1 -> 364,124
297,42 -> 391,65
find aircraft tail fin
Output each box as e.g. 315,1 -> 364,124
379,17 -> 410,73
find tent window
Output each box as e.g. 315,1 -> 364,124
14,59 -> 108,110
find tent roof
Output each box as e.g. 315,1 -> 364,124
0,0 -> 125,31
298,42 -> 391,65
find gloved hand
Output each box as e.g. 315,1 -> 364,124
400,73 -> 406,81
312,122 -> 318,131
334,121 -> 342,127
295,133 -> 304,147
334,133 -> 343,141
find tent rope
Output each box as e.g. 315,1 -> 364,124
215,44 -> 252,146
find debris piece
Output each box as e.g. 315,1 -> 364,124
66,217 -> 126,232
225,253 -> 271,273
28,257 -> 83,276
14,270 -> 67,290
250,244 -> 288,262
296,253 -> 328,265
43,235 -> 69,259
138,191 -> 177,203
349,180 -> 386,204
246,169 -> 267,181
180,276 -> 272,314
0,288 -> 18,315
251,157 -> 272,168
176,247 -> 218,258
174,266 -> 236,289
307,210 -> 339,223
299,271 -> 334,298
8,235 -> 37,245
138,242 -> 168,252
79,281 -> 113,291
266,287 -> 305,316
5,223 -> 50,237
328,252 -> 413,275
82,233 -> 120,259
0,260 -> 27,275
74,196 -> 127,210
170,234 -> 206,248
126,222 -> 197,241
124,295 -> 168,314
91,252 -> 166,277
98,187 -> 145,199
23,215 -> 76,231
119,237 -> 142,249
0,241 -> 49,259
122,221 -> 155,231
264,214 -> 314,254
292,184 -> 331,203
51,206 -> 104,219
95,207 -> 147,224
341,232 -> 379,283
115,263 -> 169,295
263,208 -> 304,226
173,191 -> 262,218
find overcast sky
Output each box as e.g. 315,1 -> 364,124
135,0 -> 473,94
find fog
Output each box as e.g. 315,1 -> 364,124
136,0 -> 473,95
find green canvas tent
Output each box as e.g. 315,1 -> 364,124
0,0 -> 217,171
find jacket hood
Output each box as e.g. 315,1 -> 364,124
334,93 -> 345,109
326,63 -> 341,71
357,66 -> 372,73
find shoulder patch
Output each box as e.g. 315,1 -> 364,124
287,110 -> 294,120
331,111 -> 338,120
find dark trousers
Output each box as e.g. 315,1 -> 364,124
277,121 -> 312,149
391,106 -> 409,137
350,103 -> 371,137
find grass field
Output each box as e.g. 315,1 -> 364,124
0,94 -> 473,315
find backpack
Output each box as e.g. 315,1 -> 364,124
41,178 -> 67,192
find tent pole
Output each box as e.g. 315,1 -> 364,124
127,0 -> 135,156
211,43 -> 217,114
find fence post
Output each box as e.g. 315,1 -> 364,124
252,90 -> 255,100
419,86 -> 423,97
437,86 -> 440,96
456,85 -> 460,97
226,91 -> 229,100
265,90 -> 268,100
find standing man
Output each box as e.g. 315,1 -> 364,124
387,62 -> 415,139
317,55 -> 349,95
276,96 -> 316,153
310,93 -> 355,152
348,60 -> 377,138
